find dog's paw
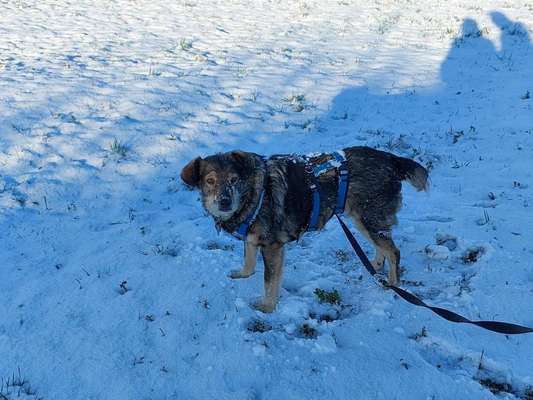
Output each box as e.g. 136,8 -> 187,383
387,277 -> 398,287
387,266 -> 400,287
252,300 -> 276,313
372,272 -> 390,288
228,269 -> 254,279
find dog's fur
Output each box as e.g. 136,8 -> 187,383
181,146 -> 429,312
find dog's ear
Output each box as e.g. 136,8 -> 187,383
230,151 -> 252,174
180,157 -> 202,187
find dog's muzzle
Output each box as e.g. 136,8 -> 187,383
218,187 -> 233,212
219,197 -> 232,211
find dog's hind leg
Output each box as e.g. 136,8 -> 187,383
254,243 -> 285,313
372,248 -> 386,272
229,241 -> 258,279
348,212 -> 386,272
368,230 -> 400,286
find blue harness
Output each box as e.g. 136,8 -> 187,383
230,151 -> 349,239
232,189 -> 265,240
306,151 -> 349,231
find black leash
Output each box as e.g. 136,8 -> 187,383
336,214 -> 533,335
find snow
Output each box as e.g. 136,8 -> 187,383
1,0 -> 533,399
425,244 -> 451,260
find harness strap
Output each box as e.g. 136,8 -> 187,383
333,151 -> 349,215
307,181 -> 321,231
231,156 -> 268,240
232,189 -> 265,240
307,150 -> 349,231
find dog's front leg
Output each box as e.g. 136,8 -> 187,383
254,243 -> 284,313
229,240 -> 258,279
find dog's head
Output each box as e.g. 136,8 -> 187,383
181,151 -> 258,221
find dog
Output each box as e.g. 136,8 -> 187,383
181,146 -> 429,312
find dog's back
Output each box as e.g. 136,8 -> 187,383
343,146 -> 428,230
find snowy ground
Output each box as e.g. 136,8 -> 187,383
1,0 -> 533,399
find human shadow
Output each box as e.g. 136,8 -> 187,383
491,10 -> 531,52
439,18 -> 499,93
324,12 -> 533,154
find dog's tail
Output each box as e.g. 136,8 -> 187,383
394,156 -> 429,192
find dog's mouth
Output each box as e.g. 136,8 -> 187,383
212,202 -> 237,220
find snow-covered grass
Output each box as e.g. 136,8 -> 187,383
1,1 -> 532,399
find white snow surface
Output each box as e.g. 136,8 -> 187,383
1,1 -> 533,399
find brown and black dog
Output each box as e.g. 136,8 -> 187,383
181,146 -> 428,312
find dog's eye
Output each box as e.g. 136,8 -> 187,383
229,176 -> 239,185
206,177 -> 215,185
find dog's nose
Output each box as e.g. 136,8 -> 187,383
219,197 -> 232,211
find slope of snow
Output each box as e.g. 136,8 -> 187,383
1,1 -> 532,399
